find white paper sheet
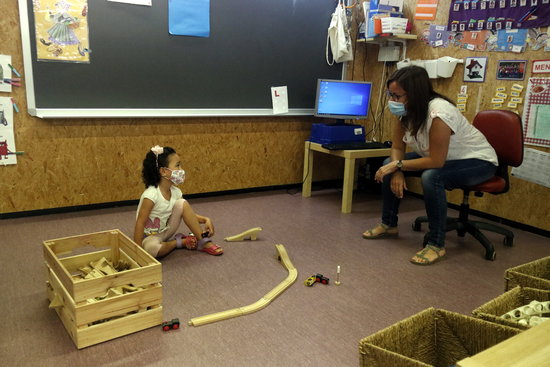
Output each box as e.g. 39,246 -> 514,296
108,0 -> 152,6
0,55 -> 13,93
511,148 -> 550,188
271,86 -> 288,115
0,96 -> 17,165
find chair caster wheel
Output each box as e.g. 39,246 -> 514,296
412,222 -> 421,232
504,236 -> 513,247
485,251 -> 496,261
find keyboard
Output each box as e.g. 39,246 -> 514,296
321,141 -> 386,150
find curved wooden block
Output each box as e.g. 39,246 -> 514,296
188,244 -> 297,327
224,227 -> 263,242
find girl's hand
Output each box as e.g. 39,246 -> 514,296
375,160 -> 399,183
203,217 -> 215,236
390,171 -> 408,199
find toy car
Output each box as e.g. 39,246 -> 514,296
162,318 -> 180,331
315,273 -> 329,285
304,276 -> 317,287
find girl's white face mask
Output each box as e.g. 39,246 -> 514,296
165,168 -> 185,185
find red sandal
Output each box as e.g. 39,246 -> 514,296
174,233 -> 197,250
197,238 -> 224,256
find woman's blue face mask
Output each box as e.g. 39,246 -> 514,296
388,101 -> 407,116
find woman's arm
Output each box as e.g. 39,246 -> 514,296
377,117 -> 452,179
134,198 -> 154,244
390,121 -> 407,162
374,121 -> 406,181
398,117 -> 451,171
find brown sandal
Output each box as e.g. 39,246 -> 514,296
362,223 -> 398,239
410,245 -> 446,265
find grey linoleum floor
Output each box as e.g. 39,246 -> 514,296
1,188 -> 548,366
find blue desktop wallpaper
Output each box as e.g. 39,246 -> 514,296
316,81 -> 372,118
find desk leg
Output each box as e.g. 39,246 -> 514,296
341,157 -> 356,213
302,142 -> 313,198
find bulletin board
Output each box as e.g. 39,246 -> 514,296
522,77 -> 550,147
18,0 -> 343,118
448,0 -> 550,32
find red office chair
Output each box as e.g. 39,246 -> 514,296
413,110 -> 524,260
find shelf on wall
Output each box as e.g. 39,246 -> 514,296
357,34 -> 417,43
357,34 -> 417,60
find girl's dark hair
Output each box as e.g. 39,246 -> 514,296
141,146 -> 176,188
387,66 -> 454,137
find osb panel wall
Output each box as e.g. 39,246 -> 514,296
1,0 -> 345,214
351,0 -> 550,231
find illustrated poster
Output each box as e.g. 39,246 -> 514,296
0,97 -> 17,165
448,0 -> 550,32
33,0 -> 91,63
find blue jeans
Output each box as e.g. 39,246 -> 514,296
381,152 -> 497,248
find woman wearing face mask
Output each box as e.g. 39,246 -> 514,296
134,145 -> 223,258
362,66 -> 497,265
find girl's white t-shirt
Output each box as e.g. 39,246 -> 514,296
402,98 -> 498,166
136,185 -> 183,235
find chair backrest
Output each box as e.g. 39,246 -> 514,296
473,110 -> 524,167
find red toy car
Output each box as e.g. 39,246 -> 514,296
162,318 -> 180,331
315,273 -> 329,285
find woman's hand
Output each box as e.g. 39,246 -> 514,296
375,160 -> 399,183
390,171 -> 407,199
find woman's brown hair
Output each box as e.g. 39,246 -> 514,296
387,66 -> 454,137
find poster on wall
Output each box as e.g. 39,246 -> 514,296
0,97 -> 17,165
463,56 -> 488,82
448,0 -> 550,31
511,148 -> 550,188
33,0 -> 91,63
0,55 -> 13,93
522,77 -> 550,148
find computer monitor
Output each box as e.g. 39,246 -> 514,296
314,79 -> 372,121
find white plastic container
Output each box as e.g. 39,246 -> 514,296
437,56 -> 463,78
396,58 -> 410,69
424,60 -> 438,79
411,59 -> 425,68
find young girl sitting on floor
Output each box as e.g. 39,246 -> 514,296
134,145 -> 223,258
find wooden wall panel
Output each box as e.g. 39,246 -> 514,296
1,0 -> 348,214
1,0 -> 548,232
350,0 -> 550,231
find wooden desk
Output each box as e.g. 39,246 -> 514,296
457,320 -> 550,367
302,142 -> 391,213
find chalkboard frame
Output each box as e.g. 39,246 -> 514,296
18,0 -> 344,118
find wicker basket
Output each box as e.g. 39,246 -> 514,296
359,308 -> 520,367
472,286 -> 550,330
504,256 -> 550,291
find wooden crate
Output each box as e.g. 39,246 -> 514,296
359,308 -> 520,367
44,229 -> 163,349
504,256 -> 550,291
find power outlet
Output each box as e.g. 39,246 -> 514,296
378,46 -> 400,62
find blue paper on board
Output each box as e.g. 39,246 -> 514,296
169,0 -> 210,37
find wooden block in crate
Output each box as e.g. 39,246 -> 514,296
504,256 -> 550,291
43,229 -> 163,349
472,286 -> 550,330
359,308 -> 520,367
